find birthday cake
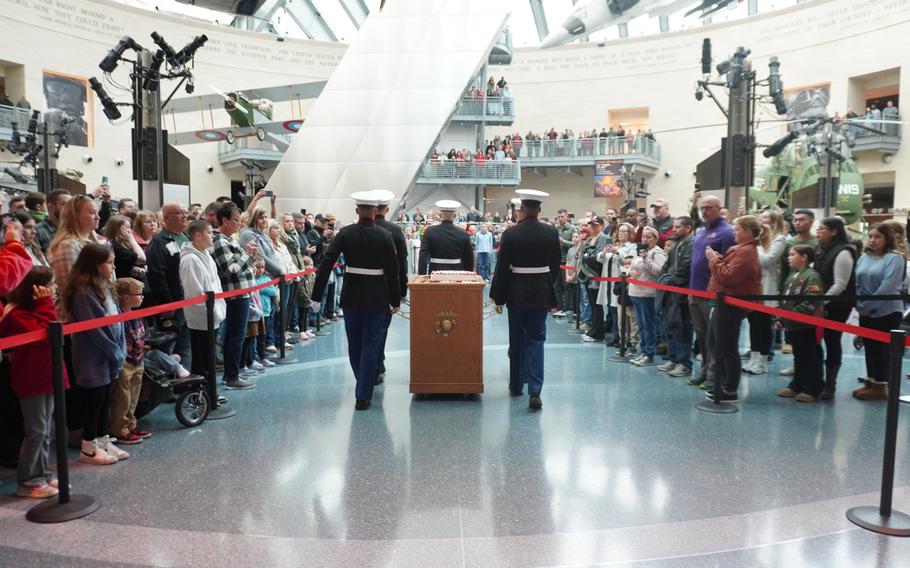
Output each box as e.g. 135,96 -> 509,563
428,271 -> 483,283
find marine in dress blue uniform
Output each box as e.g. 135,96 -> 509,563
373,190 -> 409,385
310,191 -> 401,411
417,200 -> 474,275
490,190 -> 561,410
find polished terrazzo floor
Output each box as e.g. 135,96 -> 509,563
2,310 -> 910,567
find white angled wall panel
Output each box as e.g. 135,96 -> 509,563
268,0 -> 511,214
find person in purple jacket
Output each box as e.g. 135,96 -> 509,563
687,195 -> 735,388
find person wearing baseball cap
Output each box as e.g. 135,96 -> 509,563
309,191 -> 401,411
490,189 -> 561,410
417,200 -> 474,275
649,198 -> 675,246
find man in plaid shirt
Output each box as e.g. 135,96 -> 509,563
211,203 -> 259,389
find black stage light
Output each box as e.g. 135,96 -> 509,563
9,122 -> 20,153
2,167 -> 31,184
185,77 -> 195,94
175,34 -> 207,66
826,147 -> 847,162
89,77 -> 122,120
701,38 -> 712,75
19,144 -> 43,166
99,36 -> 143,73
143,49 -> 166,92
151,32 -> 180,68
763,130 -> 799,158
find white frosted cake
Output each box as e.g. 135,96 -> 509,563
428,271 -> 483,283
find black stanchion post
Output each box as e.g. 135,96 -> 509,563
276,275 -> 298,364
609,276 -> 629,362
847,329 -> 910,536
27,322 -> 101,523
696,292 -> 739,415
205,292 -> 235,420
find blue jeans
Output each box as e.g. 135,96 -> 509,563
580,285 -> 592,324
507,307 -> 548,395
631,296 -> 657,358
667,317 -> 693,369
343,309 -> 387,401
477,252 -> 491,280
223,297 -> 250,381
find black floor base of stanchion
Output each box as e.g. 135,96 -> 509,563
276,355 -> 299,364
206,404 -> 236,420
696,400 -> 740,414
847,506 -> 910,536
27,494 -> 101,523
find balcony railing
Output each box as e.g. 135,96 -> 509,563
840,117 -> 901,153
452,95 -> 514,123
0,104 -> 40,141
514,135 -> 660,161
417,159 -> 520,185
217,136 -> 286,167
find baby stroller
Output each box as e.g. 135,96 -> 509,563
134,344 -> 210,428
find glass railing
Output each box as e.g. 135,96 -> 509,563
0,104 -> 39,131
453,95 -> 514,120
217,136 -> 286,155
843,116 -> 902,139
418,159 -> 521,183
513,135 -> 660,161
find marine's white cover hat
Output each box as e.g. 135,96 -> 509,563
372,190 -> 396,207
350,190 -> 381,207
515,189 -> 549,205
435,199 -> 461,212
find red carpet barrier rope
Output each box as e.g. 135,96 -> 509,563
558,264 -> 905,346
0,268 -> 317,351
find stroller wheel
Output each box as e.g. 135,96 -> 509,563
853,336 -> 864,350
175,390 -> 209,427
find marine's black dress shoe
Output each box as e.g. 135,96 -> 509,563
374,373 -> 385,385
529,394 -> 542,409
509,389 -> 523,397
355,400 -> 371,411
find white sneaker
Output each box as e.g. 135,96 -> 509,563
250,361 -> 265,371
303,331 -> 316,340
98,435 -> 129,461
657,361 -> 676,372
79,440 -> 117,465
176,364 -> 191,379
258,358 -> 276,368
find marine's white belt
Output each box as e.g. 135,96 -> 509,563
346,267 -> 384,276
510,266 -> 550,274
430,258 -> 461,264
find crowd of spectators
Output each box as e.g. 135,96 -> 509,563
557,195 -> 910,405
0,186 -> 343,499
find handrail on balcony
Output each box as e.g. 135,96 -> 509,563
0,104 -> 39,130
512,135 -> 660,161
420,159 -> 520,182
841,116 -> 902,139
454,95 -> 514,118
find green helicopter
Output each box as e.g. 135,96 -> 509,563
749,123 -> 865,224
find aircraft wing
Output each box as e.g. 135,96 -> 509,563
684,0 -> 739,18
166,81 -> 327,114
168,125 -> 256,146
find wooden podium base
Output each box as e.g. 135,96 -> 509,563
408,276 -> 485,394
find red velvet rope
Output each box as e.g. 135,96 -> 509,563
0,268 -> 318,351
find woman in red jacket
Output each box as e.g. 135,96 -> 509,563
0,266 -> 68,498
705,215 -> 764,403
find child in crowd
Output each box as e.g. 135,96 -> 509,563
110,278 -> 148,445
298,255 -> 316,340
63,243 -> 128,465
0,267 -> 67,498
258,258 -> 279,353
777,245 -> 825,402
242,258 -> 272,374
180,220 -> 226,377
614,256 -> 640,355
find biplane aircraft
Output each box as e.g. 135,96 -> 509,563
164,81 -> 325,149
